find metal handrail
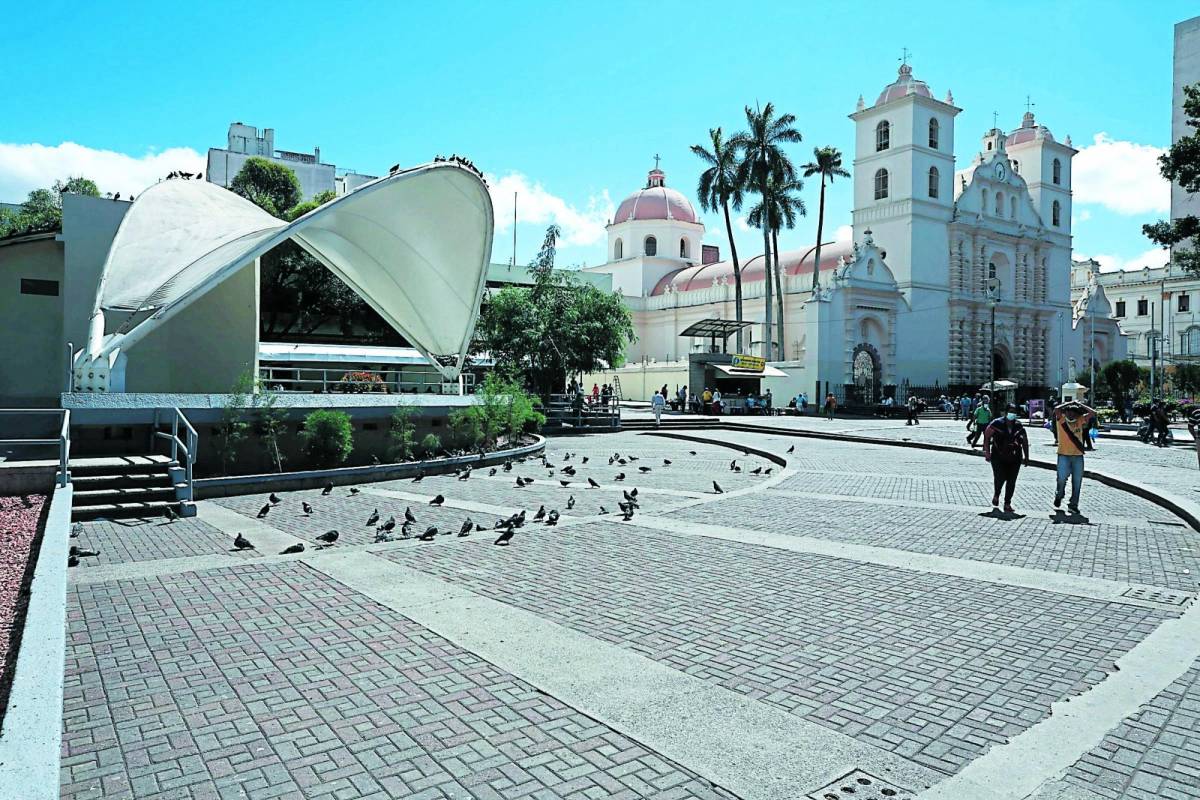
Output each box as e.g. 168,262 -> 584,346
0,408 -> 70,487
258,365 -> 472,395
153,407 -> 196,501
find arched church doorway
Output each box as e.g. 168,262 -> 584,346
852,343 -> 882,404
992,347 -> 1009,381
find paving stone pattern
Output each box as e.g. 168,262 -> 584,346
1064,656 -> 1200,799
70,516 -> 257,568
383,520 -> 1171,775
61,561 -> 737,800
666,490 -> 1200,591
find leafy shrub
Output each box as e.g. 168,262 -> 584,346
388,404 -> 417,462
300,410 -> 354,468
338,371 -> 386,393
419,433 -> 442,458
448,408 -> 483,451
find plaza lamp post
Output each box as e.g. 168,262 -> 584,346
987,276 -> 1001,414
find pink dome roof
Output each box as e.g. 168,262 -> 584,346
875,63 -> 933,106
651,240 -> 853,296
612,168 -> 699,225
1006,111 -> 1054,146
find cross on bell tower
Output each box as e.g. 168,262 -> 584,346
653,153 -> 661,170
899,47 -> 909,67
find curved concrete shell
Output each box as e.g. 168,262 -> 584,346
82,161 -> 493,387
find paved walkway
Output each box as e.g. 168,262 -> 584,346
60,424 -> 1200,799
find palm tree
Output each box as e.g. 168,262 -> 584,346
801,146 -> 850,293
748,176 -> 805,359
734,103 -> 801,361
691,128 -> 746,351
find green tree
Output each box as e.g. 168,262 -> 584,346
801,147 -> 850,293
215,372 -> 254,476
300,410 -> 354,468
734,103 -> 802,361
252,381 -> 288,472
473,226 -> 636,399
387,404 -> 418,462
1145,83 -> 1200,275
1101,359 -> 1141,404
54,177 -> 101,199
284,189 -> 337,221
1,176 -> 101,240
692,127 -> 746,350
230,157 -> 301,217
748,175 -> 805,359
419,433 -> 442,458
1172,362 -> 1200,396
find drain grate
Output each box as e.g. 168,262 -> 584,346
807,769 -> 913,800
1121,587 -> 1191,606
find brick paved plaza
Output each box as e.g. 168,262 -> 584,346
60,421 -> 1200,799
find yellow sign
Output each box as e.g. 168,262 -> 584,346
731,354 -> 765,372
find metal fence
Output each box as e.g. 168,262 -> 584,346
0,409 -> 71,487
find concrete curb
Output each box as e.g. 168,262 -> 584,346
194,435 -> 546,499
0,483 -> 72,800
637,431 -> 788,468
639,419 -> 1200,532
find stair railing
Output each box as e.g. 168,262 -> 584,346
153,407 -> 197,501
0,409 -> 70,487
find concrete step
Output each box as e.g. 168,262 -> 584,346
69,455 -> 175,476
72,498 -> 196,522
73,472 -> 175,490
73,484 -> 185,506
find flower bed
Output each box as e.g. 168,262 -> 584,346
0,494 -> 46,725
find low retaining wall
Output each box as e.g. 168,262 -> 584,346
0,483 -> 72,800
195,435 -> 546,499
0,462 -> 58,497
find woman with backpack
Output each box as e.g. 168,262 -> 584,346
982,403 -> 1030,514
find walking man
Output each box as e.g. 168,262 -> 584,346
982,404 -> 1029,514
966,400 -> 992,447
650,389 -> 665,427
824,392 -> 837,420
906,395 -> 922,426
1052,400 -> 1096,516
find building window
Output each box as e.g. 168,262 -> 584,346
1183,326 -> 1200,355
1012,160 -> 1019,174
876,121 -> 890,151
614,238 -> 623,260
874,168 -> 889,200
1010,196 -> 1017,219
20,278 -> 59,296
680,238 -> 689,258
988,261 -> 997,280
927,166 -> 939,198
1052,200 -> 1061,227
928,118 -> 939,149
1115,300 -> 1126,317
995,191 -> 1004,216
1052,158 -> 1062,185
1180,294 -> 1190,313
644,235 -> 657,257
1137,299 -> 1149,316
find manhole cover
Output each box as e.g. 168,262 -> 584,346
1121,587 -> 1191,606
807,769 -> 913,800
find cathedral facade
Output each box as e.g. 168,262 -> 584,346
583,64 -> 1124,400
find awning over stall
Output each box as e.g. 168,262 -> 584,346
713,363 -> 788,378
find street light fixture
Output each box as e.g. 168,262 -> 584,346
987,276 -> 1001,414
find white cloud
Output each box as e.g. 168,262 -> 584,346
834,224 -> 853,241
1073,133 -> 1169,215
0,141 -> 205,201
485,171 -> 613,248
1078,246 -> 1170,273
1074,209 -> 1092,223
734,215 -> 752,232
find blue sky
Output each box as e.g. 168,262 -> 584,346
0,0 -> 1193,273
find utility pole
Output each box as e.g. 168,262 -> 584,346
512,192 -> 517,269
988,277 -> 1000,414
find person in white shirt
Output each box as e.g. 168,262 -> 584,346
650,390 -> 666,427
712,389 -> 723,414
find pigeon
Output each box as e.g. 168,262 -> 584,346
503,460 -> 513,471
581,457 -> 589,464
233,533 -> 254,550
317,530 -> 339,545
372,454 -> 380,465
458,469 -> 471,481
730,460 -> 737,470
628,456 -> 639,462
68,554 -> 80,567
322,482 -> 333,495
419,526 -> 438,541
638,466 -> 651,473
515,478 -> 525,488
733,466 -> 742,473
429,494 -> 445,506
562,466 -> 576,476
379,516 -> 396,533
411,473 -> 423,483
689,450 -> 697,456
475,523 -> 486,532
257,503 -> 271,518
786,445 -> 795,454
281,543 -> 305,555
663,459 -> 672,466
302,501 -> 313,515
404,507 -> 416,524
488,467 -> 497,476
515,510 -> 527,527
545,511 -> 559,526
751,467 -> 762,475
588,478 -> 600,488
712,481 -> 724,494
567,495 -> 576,510
560,480 -> 571,487
458,519 -> 473,536
70,522 -> 82,538
350,487 -> 361,495
366,509 -> 380,526
599,506 -> 608,514
69,546 -> 99,557
614,473 -> 625,481
270,493 -> 282,505
765,467 -> 773,475
618,458 -> 628,465
494,528 -> 515,546
608,456 -> 615,465
533,505 -> 546,521
630,488 -> 638,498
164,505 -> 178,523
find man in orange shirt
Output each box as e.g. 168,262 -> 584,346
1052,400 -> 1095,515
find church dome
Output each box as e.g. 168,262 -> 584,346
1006,110 -> 1055,146
612,168 -> 699,225
651,240 -> 854,295
875,63 -> 933,106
